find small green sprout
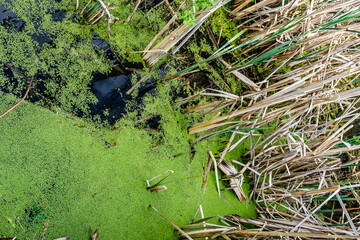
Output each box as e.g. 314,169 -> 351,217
29,204 -> 45,222
180,0 -> 215,25
180,10 -> 197,26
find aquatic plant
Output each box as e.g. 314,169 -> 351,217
28,204 -> 45,222
0,0 -> 111,115
2,0 -> 360,239
179,0 -> 216,25
0,90 -> 256,238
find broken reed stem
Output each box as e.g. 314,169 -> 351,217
183,229 -> 360,239
174,0 -> 360,238
80,0 -> 92,15
126,71 -> 153,95
126,0 -> 142,23
202,154 -> 212,193
209,151 -> 221,197
164,0 -> 176,17
149,205 -> 193,240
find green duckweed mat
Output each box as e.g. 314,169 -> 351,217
0,93 -> 256,239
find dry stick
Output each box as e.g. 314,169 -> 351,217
126,0 -> 142,23
199,205 -> 208,240
143,15 -> 177,53
209,151 -> 221,197
164,0 -> 176,17
80,0 -> 92,15
192,205 -> 201,223
218,160 -> 246,201
98,0 -> 115,20
97,0 -> 119,38
89,227 -> 98,240
218,125 -> 241,164
335,193 -> 359,236
39,220 -> 49,240
291,187 -> 340,232
145,0 -> 229,66
190,205 -> 209,240
202,154 -> 212,193
314,113 -> 360,154
149,205 -> 193,240
172,0 -> 232,55
218,58 -> 260,91
231,159 -> 261,176
186,229 -> 360,239
126,71 -> 153,95
329,98 -> 360,133
231,0 -> 253,14
221,234 -> 231,240
0,77 -> 34,119
53,237 -> 71,240
91,10 -> 105,24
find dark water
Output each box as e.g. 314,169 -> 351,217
0,3 -> 23,31
0,2 -> 160,125
90,73 -> 158,125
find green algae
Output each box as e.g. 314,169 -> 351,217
0,1 -> 257,238
0,0 -> 110,114
0,91 -> 256,239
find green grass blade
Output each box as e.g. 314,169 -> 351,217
203,127 -> 262,140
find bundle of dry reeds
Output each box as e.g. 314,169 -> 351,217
177,214 -> 360,239
171,0 -> 360,239
142,0 -> 231,66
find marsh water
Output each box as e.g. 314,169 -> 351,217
0,2 -> 158,124
0,1 -> 257,239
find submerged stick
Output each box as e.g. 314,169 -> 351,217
126,71 -> 153,95
202,154 -> 212,193
0,77 -> 34,119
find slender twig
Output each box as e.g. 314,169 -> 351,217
149,205 -> 193,240
164,0 -> 176,17
0,77 -> 34,119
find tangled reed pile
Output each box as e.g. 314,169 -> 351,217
169,0 -> 360,239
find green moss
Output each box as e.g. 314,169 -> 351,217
0,91 -> 256,239
94,0 -> 168,64
209,8 -> 238,41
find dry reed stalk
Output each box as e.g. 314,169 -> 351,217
173,0 -> 360,238
142,0 -> 231,66
150,205 -> 193,240
135,0 -> 360,237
